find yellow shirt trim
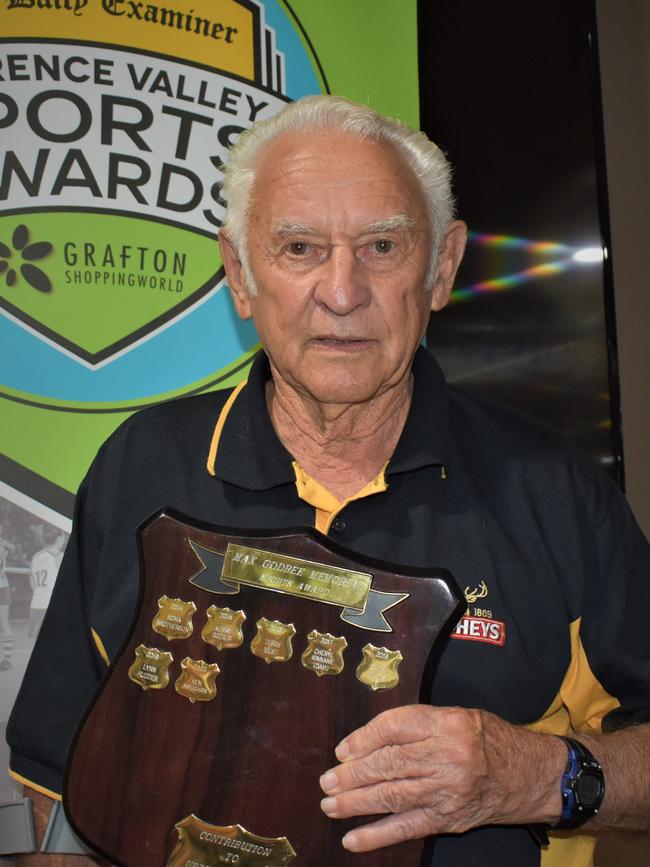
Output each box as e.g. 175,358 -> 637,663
8,769 -> 62,801
92,627 -> 110,666
526,617 -> 620,738
206,379 -> 248,477
292,461 -> 388,534
528,617 -> 620,867
560,617 -> 621,732
541,832 -> 596,867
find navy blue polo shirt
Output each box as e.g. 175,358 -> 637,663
8,347 -> 650,867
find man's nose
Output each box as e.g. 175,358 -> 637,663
313,245 -> 370,315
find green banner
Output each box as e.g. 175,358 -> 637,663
0,0 -> 419,496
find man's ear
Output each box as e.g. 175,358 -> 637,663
219,230 -> 253,320
430,220 -> 468,312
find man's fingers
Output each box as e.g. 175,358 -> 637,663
321,739 -> 439,794
335,704 -> 439,762
339,810 -> 435,853
323,706 -> 480,796
321,776 -> 435,819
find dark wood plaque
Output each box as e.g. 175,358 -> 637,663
64,509 -> 463,867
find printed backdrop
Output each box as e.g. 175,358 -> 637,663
1,0 -> 419,496
0,0 -> 419,799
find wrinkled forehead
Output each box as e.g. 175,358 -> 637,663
249,130 -> 427,228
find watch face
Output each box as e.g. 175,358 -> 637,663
577,770 -> 604,808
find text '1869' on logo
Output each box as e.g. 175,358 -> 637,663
0,0 -> 290,364
451,582 -> 506,646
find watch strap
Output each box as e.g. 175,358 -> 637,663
553,736 -> 605,831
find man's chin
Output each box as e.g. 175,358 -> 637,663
298,378 -> 383,407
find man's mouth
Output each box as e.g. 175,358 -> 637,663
310,337 -> 374,351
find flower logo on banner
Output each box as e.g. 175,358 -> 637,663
0,224 -> 53,293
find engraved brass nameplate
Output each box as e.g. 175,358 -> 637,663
301,629 -> 347,677
152,595 -> 197,641
174,657 -> 220,703
168,816 -> 296,866
250,617 -> 296,664
189,540 -> 411,632
225,543 -> 372,609
128,644 -> 173,691
202,605 -> 246,650
356,643 -> 403,691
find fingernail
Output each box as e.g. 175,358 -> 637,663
335,740 -> 350,761
321,796 -> 337,815
342,832 -> 358,850
320,771 -> 338,793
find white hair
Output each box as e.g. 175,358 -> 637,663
221,95 -> 456,291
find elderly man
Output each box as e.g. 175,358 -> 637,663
7,96 -> 650,867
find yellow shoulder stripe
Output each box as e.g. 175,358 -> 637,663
91,627 -> 111,666
206,380 -> 248,477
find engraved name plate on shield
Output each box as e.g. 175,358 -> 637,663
64,509 -> 463,867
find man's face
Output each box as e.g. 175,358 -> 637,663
223,131 -> 459,406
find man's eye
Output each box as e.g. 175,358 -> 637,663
371,239 -> 395,254
287,241 -> 311,256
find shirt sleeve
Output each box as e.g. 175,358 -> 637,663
578,478 -> 650,732
6,470 -> 108,798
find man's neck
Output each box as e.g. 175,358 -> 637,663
267,373 -> 413,502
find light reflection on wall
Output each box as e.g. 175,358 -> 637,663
451,232 -> 605,304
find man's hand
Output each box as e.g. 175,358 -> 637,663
319,705 -> 565,852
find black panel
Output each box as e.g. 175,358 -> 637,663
418,0 -> 622,484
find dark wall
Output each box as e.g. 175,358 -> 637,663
418,0 -> 621,483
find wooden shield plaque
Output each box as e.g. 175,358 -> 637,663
64,509 -> 464,867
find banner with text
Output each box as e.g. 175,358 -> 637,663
0,2 -> 419,794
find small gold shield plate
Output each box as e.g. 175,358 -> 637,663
174,657 -> 220,703
168,815 -> 296,866
152,595 -> 197,641
356,643 -> 404,691
301,629 -> 348,677
128,644 -> 173,691
201,605 -> 247,650
250,617 -> 296,664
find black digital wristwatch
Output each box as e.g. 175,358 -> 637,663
553,736 -> 605,830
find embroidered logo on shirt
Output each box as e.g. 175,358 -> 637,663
451,582 -> 507,647
464,581 -> 488,604
451,615 -> 506,646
